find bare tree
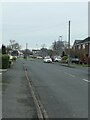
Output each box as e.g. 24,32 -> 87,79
8,40 -> 21,51
41,44 -> 46,48
52,40 -> 65,55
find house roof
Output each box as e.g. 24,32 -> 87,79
79,37 -> 90,44
73,37 -> 90,46
73,40 -> 82,46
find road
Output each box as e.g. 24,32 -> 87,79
24,59 -> 88,118
0,72 -> 2,119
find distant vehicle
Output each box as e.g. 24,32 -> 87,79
43,56 -> 52,63
54,56 -> 62,62
66,57 -> 80,64
37,56 -> 43,59
71,58 -> 80,64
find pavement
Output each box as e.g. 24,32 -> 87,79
2,59 -> 38,119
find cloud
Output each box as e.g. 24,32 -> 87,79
2,2 -> 88,49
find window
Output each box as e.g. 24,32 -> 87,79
78,45 -> 81,49
83,44 -> 85,49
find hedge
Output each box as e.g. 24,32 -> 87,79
62,56 -> 68,60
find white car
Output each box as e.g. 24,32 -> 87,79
44,56 -> 52,63
54,56 -> 62,62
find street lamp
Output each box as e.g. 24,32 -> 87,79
59,36 -> 62,41
58,36 -> 63,56
68,20 -> 71,66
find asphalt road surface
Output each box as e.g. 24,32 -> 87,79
0,72 -> 2,119
24,59 -> 88,118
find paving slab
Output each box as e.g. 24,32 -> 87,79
2,59 -> 38,119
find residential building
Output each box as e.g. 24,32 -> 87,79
72,37 -> 90,64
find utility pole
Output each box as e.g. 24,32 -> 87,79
26,43 -> 28,60
59,36 -> 62,56
68,20 -> 71,66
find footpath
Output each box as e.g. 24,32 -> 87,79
2,59 -> 38,119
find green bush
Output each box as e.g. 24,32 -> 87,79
2,54 -> 10,69
62,56 -> 68,60
61,56 -> 68,63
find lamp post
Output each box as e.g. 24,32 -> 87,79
59,36 -> 63,56
59,36 -> 62,41
68,20 -> 71,66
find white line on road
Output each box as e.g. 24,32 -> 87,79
64,72 -> 75,77
0,69 -> 7,72
82,79 -> 90,83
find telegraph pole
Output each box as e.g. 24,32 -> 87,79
26,43 -> 28,60
59,36 -> 62,56
68,20 -> 71,66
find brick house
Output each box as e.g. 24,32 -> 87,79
72,37 -> 90,64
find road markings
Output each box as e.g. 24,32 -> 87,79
82,79 -> 90,83
0,73 -> 2,75
64,72 -> 75,77
0,69 -> 7,72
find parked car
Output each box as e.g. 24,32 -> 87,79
43,56 -> 52,63
71,58 -> 80,64
54,56 -> 62,62
37,56 -> 43,59
66,57 -> 80,64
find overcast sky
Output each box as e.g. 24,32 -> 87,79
1,2 -> 88,50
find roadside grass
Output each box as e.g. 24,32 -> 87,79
27,57 -> 43,61
72,63 -> 89,67
27,58 -> 35,61
60,62 -> 89,68
18,57 -> 35,61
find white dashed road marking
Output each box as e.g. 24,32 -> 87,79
0,69 -> 7,72
82,79 -> 90,83
64,72 -> 75,77
57,69 -> 89,83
